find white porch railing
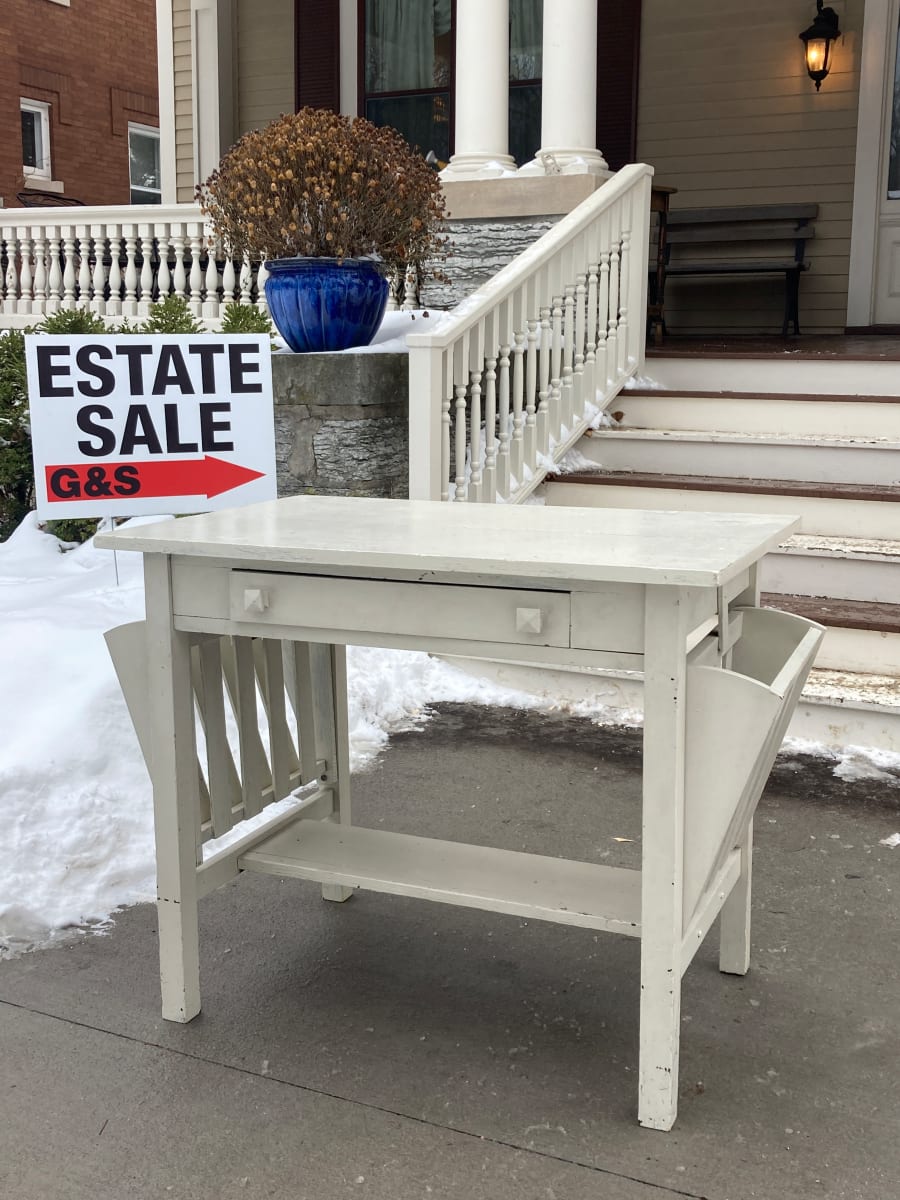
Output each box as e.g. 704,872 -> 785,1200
407,163 -> 653,503
0,202 -> 420,328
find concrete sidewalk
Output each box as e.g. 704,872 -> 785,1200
2,705 -> 899,1200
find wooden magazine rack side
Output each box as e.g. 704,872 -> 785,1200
681,608 -> 824,927
104,622 -> 345,848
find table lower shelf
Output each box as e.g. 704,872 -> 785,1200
239,820 -> 642,936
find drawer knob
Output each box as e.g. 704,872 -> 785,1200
244,587 -> 270,614
515,607 -> 543,635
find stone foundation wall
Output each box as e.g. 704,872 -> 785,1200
272,352 -> 410,499
421,217 -> 558,310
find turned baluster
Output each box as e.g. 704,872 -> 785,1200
106,228 -> 123,315
138,226 -> 155,316
61,229 -> 78,310
188,226 -> 204,316
76,227 -> 92,310
122,227 -> 139,315
16,235 -> 33,316
91,226 -> 108,316
46,228 -> 63,315
156,227 -> 172,302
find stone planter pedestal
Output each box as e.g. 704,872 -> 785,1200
272,352 -> 409,499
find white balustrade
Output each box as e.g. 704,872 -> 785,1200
408,163 -> 653,504
0,203 -> 273,328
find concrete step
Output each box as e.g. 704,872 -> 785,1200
637,354 -> 900,397
760,593 -> 900,677
581,426 -> 900,486
615,389 -> 900,440
544,471 -> 900,539
761,534 -> 900,604
446,657 -> 900,756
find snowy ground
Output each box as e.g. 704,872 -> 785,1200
1,514 -> 898,961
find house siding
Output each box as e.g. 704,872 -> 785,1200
0,0 -> 157,208
635,0 -> 864,334
236,0 -> 295,133
173,0 -> 195,200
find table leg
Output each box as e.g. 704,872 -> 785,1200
294,642 -> 354,903
322,645 -> 354,902
638,585 -> 690,1130
145,556 -> 202,1022
719,819 -> 753,975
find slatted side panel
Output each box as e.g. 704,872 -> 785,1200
190,634 -> 321,841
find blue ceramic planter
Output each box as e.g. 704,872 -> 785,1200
263,257 -> 390,353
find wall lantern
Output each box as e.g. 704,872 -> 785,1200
799,1 -> 841,91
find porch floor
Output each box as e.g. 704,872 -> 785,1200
648,333 -> 900,360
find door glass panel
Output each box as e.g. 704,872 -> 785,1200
366,93 -> 450,162
889,16 -> 900,197
509,84 -> 541,167
365,0 -> 452,93
510,0 -> 542,80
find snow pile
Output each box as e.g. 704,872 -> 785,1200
0,514 -> 539,958
273,309 -> 452,356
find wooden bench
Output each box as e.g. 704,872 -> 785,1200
654,203 -> 817,337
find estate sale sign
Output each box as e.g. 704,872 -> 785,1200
26,333 -> 277,519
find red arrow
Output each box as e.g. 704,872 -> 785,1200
45,456 -> 265,502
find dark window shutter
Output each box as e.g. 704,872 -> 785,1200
295,0 -> 340,111
596,0 -> 641,171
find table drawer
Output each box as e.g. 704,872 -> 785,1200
229,571 -> 572,648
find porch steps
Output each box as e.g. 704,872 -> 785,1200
615,389 -> 900,439
582,426 -> 900,486
543,471 -> 900,540
759,593 -> 900,677
765,534 -> 900,605
633,354 -> 900,398
533,363 -> 900,749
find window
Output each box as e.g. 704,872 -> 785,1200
363,0 -> 453,164
21,100 -> 51,180
360,0 -> 542,168
129,124 -> 161,204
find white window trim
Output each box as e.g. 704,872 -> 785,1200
128,122 -> 162,203
21,99 -> 52,181
44,0 -> 72,7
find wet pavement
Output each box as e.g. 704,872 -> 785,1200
2,705 -> 899,1200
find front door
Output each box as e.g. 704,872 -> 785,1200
873,0 -> 900,323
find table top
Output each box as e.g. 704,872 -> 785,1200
95,496 -> 798,587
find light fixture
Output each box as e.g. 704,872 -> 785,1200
799,1 -> 841,91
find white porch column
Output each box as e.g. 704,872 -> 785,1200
520,0 -> 609,177
190,0 -> 235,185
155,0 -> 178,204
440,0 -> 516,181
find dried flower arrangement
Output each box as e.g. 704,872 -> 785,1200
196,108 -> 447,279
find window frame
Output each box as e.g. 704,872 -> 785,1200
128,122 -> 162,205
21,98 -> 52,181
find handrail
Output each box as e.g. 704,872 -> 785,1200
407,163 -> 654,503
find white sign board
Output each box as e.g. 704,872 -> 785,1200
26,333 -> 277,519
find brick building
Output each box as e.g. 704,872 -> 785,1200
1,0 -> 159,209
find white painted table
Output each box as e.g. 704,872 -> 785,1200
98,496 -> 822,1130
